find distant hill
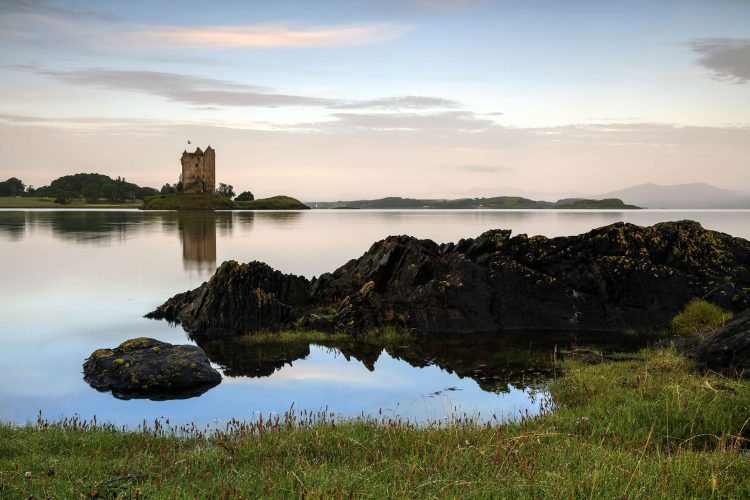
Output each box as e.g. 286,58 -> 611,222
235,195 -> 310,210
34,173 -> 159,201
309,196 -> 639,210
600,183 -> 750,209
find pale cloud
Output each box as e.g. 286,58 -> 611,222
408,0 -> 476,13
332,96 -> 461,110
17,65 -> 335,108
11,65 -> 464,111
122,22 -> 412,49
0,0 -> 120,22
451,165 -> 513,173
689,38 -> 750,83
0,113 -> 175,130
326,111 -> 494,131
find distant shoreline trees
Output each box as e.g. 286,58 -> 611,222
0,177 -> 25,197
235,191 -> 255,202
1,174 -> 159,203
216,183 -> 236,199
3,174 -> 256,205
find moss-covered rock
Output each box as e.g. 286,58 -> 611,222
148,220 -> 750,337
83,338 -> 221,400
674,308 -> 750,377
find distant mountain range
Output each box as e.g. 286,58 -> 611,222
309,196 -> 639,210
598,183 -> 750,209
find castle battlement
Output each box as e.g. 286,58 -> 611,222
181,146 -> 215,193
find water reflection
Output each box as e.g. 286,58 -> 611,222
248,211 -> 303,226
197,331 -> 652,395
0,209 -> 747,426
0,211 -> 25,241
177,213 -> 230,271
25,211 -> 148,243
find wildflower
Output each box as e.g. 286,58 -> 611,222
24,471 -> 32,478
576,416 -> 590,425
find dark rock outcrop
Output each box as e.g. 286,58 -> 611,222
675,309 -> 750,377
83,338 -> 221,400
148,221 -> 750,337
147,261 -> 311,337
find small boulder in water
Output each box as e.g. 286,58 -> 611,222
83,337 -> 221,400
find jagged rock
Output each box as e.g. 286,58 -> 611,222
83,338 -> 221,400
148,221 -> 750,337
675,309 -> 750,377
146,261 -> 310,336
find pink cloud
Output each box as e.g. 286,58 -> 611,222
122,22 -> 412,49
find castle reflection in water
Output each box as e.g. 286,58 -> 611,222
179,213 -> 220,271
0,210 -> 311,273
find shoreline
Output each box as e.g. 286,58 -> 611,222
4,348 -> 749,497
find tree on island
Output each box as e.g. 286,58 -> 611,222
82,183 -> 101,203
0,177 -> 25,196
29,173 -> 158,202
235,191 -> 255,202
216,183 -> 235,199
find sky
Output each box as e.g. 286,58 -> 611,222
1,0 -> 749,200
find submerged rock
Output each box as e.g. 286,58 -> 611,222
675,308 -> 750,377
148,220 -> 750,337
83,338 -> 221,400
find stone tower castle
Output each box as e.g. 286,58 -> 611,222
180,146 -> 215,193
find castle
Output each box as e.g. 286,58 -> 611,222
180,146 -> 215,193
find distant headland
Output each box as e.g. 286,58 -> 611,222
309,196 -> 640,210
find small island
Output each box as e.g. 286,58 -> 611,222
139,146 -> 309,211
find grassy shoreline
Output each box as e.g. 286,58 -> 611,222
2,349 -> 748,497
0,194 -> 310,210
0,197 -> 140,209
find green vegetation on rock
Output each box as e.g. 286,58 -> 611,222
235,195 -> 310,210
672,299 -> 733,336
140,193 -> 236,211
2,349 -> 749,497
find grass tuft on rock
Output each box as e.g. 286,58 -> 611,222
671,299 -> 733,336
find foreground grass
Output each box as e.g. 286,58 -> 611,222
0,196 -> 140,209
2,349 -> 749,498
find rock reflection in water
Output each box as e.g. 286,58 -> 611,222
196,331 -> 651,394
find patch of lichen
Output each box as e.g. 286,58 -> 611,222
119,338 -> 157,350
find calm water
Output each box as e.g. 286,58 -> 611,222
0,209 -> 748,427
